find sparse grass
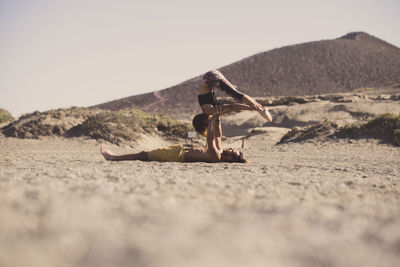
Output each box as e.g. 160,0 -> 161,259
278,122 -> 338,144
117,108 -> 153,121
0,108 -> 14,123
279,113 -> 400,146
66,111 -> 142,144
48,109 -> 64,119
68,109 -> 194,144
336,113 -> 400,145
350,87 -> 375,93
1,107 -> 193,144
153,114 -> 194,138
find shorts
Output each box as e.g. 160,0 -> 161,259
148,145 -> 185,162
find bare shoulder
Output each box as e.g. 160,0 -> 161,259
199,81 -> 212,94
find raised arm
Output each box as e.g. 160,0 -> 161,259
205,115 -> 223,163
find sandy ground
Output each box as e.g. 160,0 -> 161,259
0,128 -> 399,267
221,97 -> 400,135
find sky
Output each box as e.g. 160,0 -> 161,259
1,0 -> 399,117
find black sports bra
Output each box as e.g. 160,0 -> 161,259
198,92 -> 217,107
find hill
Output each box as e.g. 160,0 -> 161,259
95,32 -> 400,118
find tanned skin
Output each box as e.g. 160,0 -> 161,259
198,81 -> 272,122
100,113 -> 242,163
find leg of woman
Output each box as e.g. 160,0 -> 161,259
206,70 -> 258,106
203,70 -> 272,122
219,77 -> 272,122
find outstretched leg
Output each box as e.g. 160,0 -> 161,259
204,70 -> 272,122
100,145 -> 148,161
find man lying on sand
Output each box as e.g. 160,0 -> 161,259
100,113 -> 247,163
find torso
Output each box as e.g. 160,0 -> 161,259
184,148 -> 208,162
199,81 -> 212,94
184,147 -> 221,163
198,81 -> 218,115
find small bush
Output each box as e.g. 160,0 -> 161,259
279,122 -> 338,144
1,107 -> 194,143
279,113 -> 400,146
0,108 -> 14,123
153,114 -> 193,138
336,113 -> 400,145
66,111 -> 143,144
394,129 -> 400,146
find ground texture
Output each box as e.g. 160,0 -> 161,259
1,131 -> 399,267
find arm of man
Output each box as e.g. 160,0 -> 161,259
213,115 -> 222,151
205,115 -> 223,163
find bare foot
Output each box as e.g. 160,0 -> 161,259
100,145 -> 116,161
257,106 -> 273,122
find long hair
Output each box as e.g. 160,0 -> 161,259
233,151 -> 248,163
222,150 -> 248,163
192,113 -> 209,136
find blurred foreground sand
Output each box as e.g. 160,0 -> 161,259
0,128 -> 399,267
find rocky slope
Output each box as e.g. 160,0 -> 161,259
94,32 -> 400,117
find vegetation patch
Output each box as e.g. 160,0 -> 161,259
1,108 -> 193,144
1,107 -> 99,139
278,122 -> 339,144
279,113 -> 400,146
0,108 -> 14,124
336,113 -> 400,145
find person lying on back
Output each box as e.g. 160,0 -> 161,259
100,113 -> 247,163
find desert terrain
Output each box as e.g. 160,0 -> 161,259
94,32 -> 400,116
1,90 -> 400,267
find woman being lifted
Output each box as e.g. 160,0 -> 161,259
193,69 -> 273,136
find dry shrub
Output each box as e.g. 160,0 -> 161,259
279,113 -> 400,146
337,113 -> 400,145
278,122 -> 339,144
0,108 -> 14,124
1,107 -> 193,144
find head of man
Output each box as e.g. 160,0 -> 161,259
192,113 -> 209,136
220,148 -> 248,163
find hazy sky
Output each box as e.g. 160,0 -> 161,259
1,0 -> 399,117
